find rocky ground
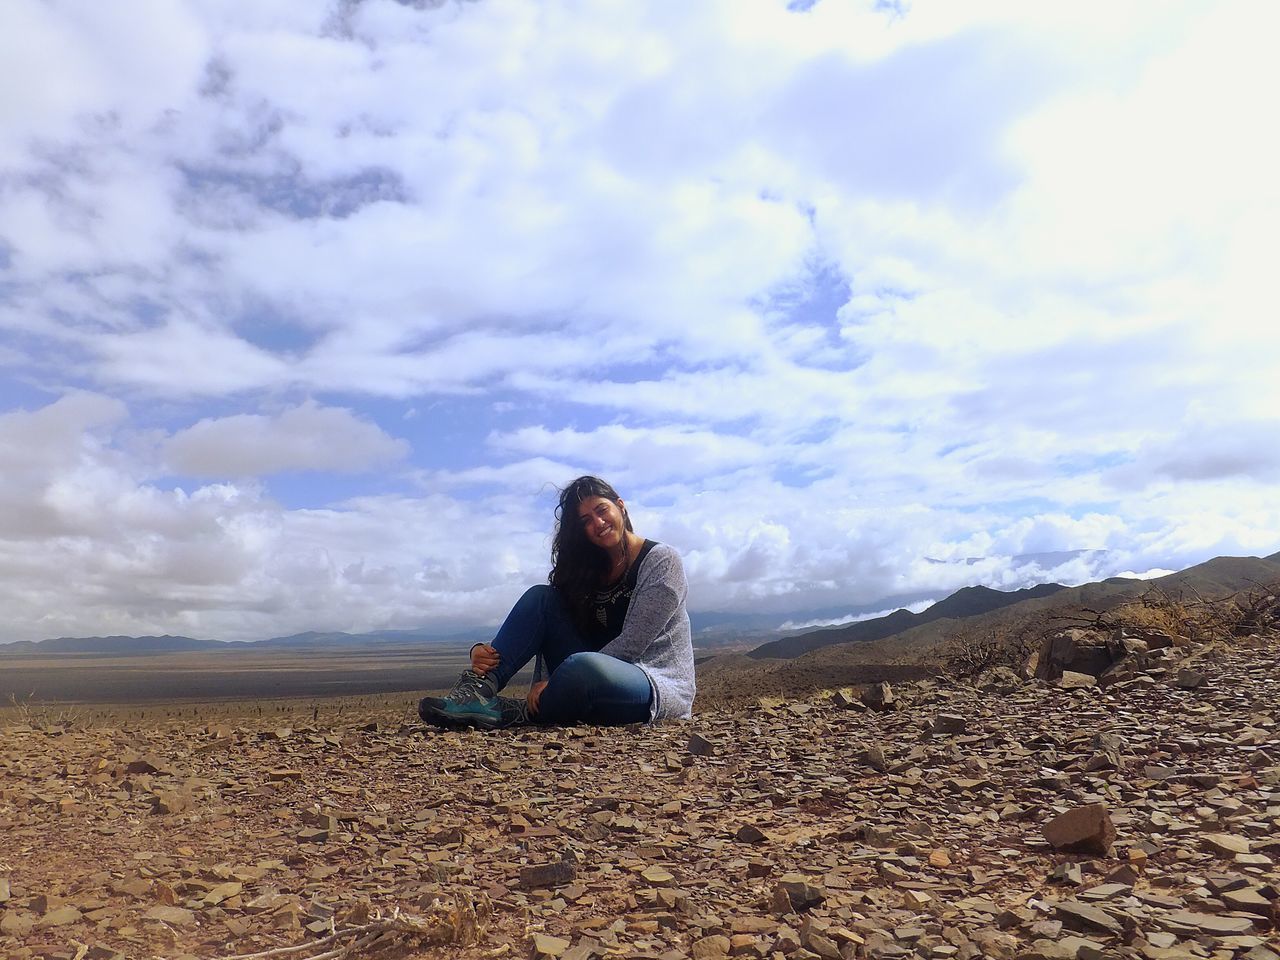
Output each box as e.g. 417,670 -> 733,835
1,633 -> 1277,960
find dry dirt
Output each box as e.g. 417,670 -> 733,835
0,646 -> 477,705
1,634 -> 1278,960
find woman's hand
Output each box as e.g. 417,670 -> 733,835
470,643 -> 500,675
527,680 -> 549,716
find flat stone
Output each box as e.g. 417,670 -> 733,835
1078,882 -> 1130,901
803,929 -> 842,959
1164,910 -> 1256,935
533,932 -> 572,957
772,927 -> 802,953
1201,833 -> 1251,856
1103,864 -> 1139,885
1019,940 -> 1075,960
0,911 -> 36,936
1054,900 -> 1123,935
1173,668 -> 1207,689
520,859 -> 578,889
124,756 -> 166,775
1061,936 -> 1106,960
861,682 -> 895,711
203,881 -> 244,906
1051,863 -> 1083,885
1236,854 -> 1274,867
1057,671 -> 1098,689
641,865 -> 676,887
1082,751 -> 1118,772
1221,887 -> 1274,916
36,904 -> 80,928
688,733 -> 718,757
151,790 -> 190,814
1206,874 -> 1252,895
830,689 -> 862,710
774,874 -> 826,911
691,934 -> 731,959
861,745 -> 889,772
1043,803 -> 1116,856
731,917 -> 779,935
1029,919 -> 1064,939
144,905 -> 196,925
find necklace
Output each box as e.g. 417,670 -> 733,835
606,535 -> 633,583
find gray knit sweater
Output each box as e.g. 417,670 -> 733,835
597,542 -> 695,721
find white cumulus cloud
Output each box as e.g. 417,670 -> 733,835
163,401 -> 409,477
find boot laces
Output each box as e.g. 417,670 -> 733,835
498,696 -> 529,726
446,669 -> 492,705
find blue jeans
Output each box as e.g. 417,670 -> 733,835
484,585 -> 652,725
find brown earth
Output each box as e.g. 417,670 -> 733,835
0,646 -> 479,706
1,633 -> 1278,960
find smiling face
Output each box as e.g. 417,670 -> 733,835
577,495 -> 627,552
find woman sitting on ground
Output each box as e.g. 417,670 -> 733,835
419,476 -> 695,729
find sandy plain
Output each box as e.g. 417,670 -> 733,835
0,645 -> 476,709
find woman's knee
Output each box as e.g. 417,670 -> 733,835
554,651 -> 611,687
549,652 -> 650,723
512,583 -> 554,613
553,652 -> 648,696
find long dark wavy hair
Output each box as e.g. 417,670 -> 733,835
549,475 -> 634,627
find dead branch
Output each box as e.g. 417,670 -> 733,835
165,896 -> 492,960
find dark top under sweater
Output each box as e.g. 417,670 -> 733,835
585,539 -> 656,646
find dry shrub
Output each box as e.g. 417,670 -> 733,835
938,579 -> 1280,679
938,615 -> 1050,679
1217,579 -> 1280,637
1101,589 -> 1198,638
1103,579 -> 1280,642
4,692 -> 85,731
175,895 -> 492,960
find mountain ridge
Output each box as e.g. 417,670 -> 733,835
0,627 -> 488,656
697,553 -> 1280,701
746,582 -> 1067,660
0,634 -> 223,656
745,552 -> 1280,664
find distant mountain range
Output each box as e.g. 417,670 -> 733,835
692,551 -> 1107,642
688,591 -> 943,640
6,550 -> 1278,658
746,582 -> 1068,659
0,626 -> 489,656
739,550 -> 1280,665
3,634 -> 222,655
690,551 -> 1280,701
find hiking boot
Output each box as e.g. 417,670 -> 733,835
496,695 -> 531,728
418,670 -> 506,729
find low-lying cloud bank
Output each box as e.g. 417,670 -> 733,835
0,392 -> 1276,643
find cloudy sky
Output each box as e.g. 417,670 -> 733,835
1,0 -> 1277,643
